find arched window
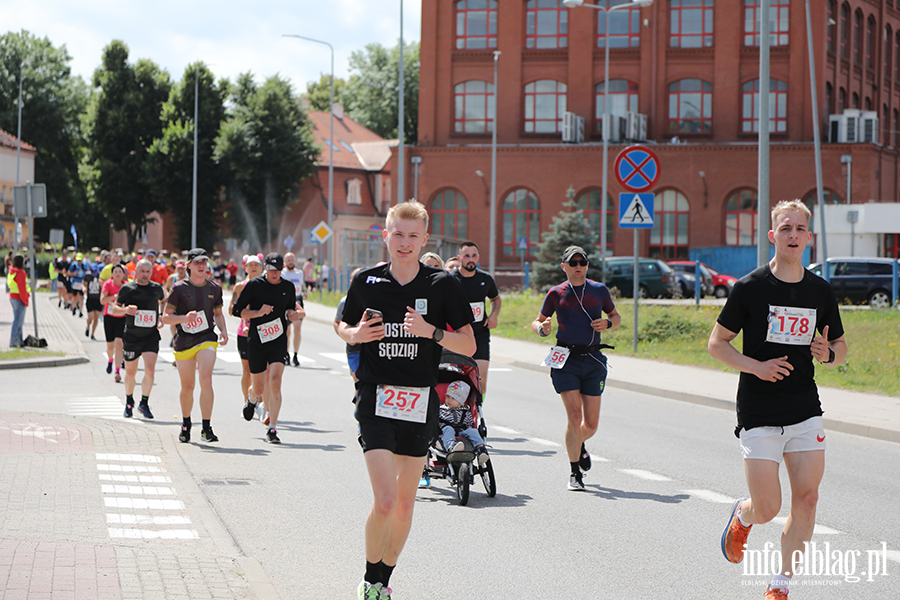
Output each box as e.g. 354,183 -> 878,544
668,79 -> 713,133
455,0 -> 498,49
650,189 -> 690,259
454,81 -> 495,133
669,0 -> 714,48
885,25 -> 893,79
575,189 -> 615,252
884,104 -> 890,146
741,79 -> 788,134
502,189 -> 540,256
840,3 -> 850,58
743,0 -> 789,47
430,189 -> 469,239
597,0 -> 641,48
524,80 -> 567,133
827,1 -> 837,53
825,82 -> 834,115
853,9 -> 863,65
526,0 -> 568,49
852,91 -> 859,108
802,190 -> 842,262
895,31 -> 900,79
838,87 -> 847,111
725,189 -> 758,246
864,97 -> 872,111
866,15 -> 876,69
595,80 -> 638,134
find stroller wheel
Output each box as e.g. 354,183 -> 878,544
456,462 -> 470,506
480,459 -> 497,497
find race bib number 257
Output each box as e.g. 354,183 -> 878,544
766,306 -> 817,346
375,384 -> 429,423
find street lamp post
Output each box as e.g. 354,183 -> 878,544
398,0 -> 405,204
192,66 -> 199,249
489,50 -> 501,278
14,60 -> 28,254
563,0 -> 653,282
283,34 -> 335,275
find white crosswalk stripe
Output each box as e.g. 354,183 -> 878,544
68,396 -> 125,419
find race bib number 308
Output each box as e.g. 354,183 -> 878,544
766,306 -> 817,346
375,384 -> 429,423
257,318 -> 284,344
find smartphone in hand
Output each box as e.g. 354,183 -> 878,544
364,308 -> 383,326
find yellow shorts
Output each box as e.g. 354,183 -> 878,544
173,341 -> 218,361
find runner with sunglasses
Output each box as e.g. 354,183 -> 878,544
531,246 -> 621,491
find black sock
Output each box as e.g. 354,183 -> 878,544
571,462 -> 580,475
140,395 -> 149,406
125,394 -> 134,406
202,419 -> 211,431
365,561 -> 381,585
380,562 -> 395,587
182,417 -> 191,429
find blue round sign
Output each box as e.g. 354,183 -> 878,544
614,145 -> 661,193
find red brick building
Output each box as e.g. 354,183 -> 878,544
407,0 -> 900,269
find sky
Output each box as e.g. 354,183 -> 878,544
3,0 -> 421,94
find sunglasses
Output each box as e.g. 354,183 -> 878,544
567,259 -> 588,267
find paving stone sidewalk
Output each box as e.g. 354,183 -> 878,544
0,292 -> 88,369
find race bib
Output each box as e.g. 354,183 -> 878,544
470,301 -> 485,323
766,306 -> 817,346
375,384 -> 429,423
134,309 -> 157,328
257,318 -> 284,344
541,346 -> 571,369
182,311 -> 210,335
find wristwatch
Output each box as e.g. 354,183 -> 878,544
823,348 -> 835,364
605,318 -> 613,330
432,327 -> 444,343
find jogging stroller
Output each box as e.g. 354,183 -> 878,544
422,350 -> 497,506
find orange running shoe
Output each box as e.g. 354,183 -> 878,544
763,587 -> 788,599
721,498 -> 752,563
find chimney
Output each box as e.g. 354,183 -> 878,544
332,103 -> 344,120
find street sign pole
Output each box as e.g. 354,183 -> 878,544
633,232 -> 638,353
26,182 -> 38,338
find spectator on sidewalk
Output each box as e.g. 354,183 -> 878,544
7,254 -> 30,348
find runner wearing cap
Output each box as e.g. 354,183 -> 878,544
280,252 -> 306,367
232,252 -> 304,444
531,245 -> 620,491
144,249 -> 169,285
229,254 -> 266,423
162,248 -> 229,443
110,259 -> 166,419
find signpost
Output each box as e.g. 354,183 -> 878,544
518,236 -> 528,288
13,182 -> 48,339
615,146 -> 659,352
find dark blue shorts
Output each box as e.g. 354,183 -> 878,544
550,352 -> 608,396
348,352 -> 360,372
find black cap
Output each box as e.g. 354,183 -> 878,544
265,252 -> 284,271
187,248 -> 209,262
562,245 -> 588,262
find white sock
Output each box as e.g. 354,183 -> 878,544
737,503 -> 751,527
770,574 -> 790,591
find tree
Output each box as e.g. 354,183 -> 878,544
215,73 -> 319,249
343,41 -> 419,143
532,200 -> 603,292
81,40 -> 171,251
304,73 -> 347,113
0,31 -> 102,247
148,63 -> 228,250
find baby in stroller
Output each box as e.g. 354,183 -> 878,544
440,380 -> 490,465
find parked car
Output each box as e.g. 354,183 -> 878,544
667,261 -> 715,298
703,264 -> 739,298
808,257 -> 898,307
604,257 -> 679,299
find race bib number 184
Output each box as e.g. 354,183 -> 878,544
766,306 -> 817,346
375,384 -> 429,423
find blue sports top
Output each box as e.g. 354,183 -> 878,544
540,279 -> 615,347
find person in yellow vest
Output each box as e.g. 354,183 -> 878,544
7,254 -> 30,348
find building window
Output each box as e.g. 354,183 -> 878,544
884,105 -> 890,146
597,0 -> 641,48
853,9 -> 863,65
840,3 -> 850,58
866,15 -> 876,70
454,80 -> 495,133
669,0 -> 714,48
649,189 -> 690,259
524,80 -> 567,133
894,108 -> 899,147
668,78 -> 712,133
575,189 -> 615,252
741,79 -> 787,134
725,189 -> 758,246
526,0 -> 568,49
430,189 -> 469,239
595,80 -> 638,134
852,92 -> 859,108
865,97 -> 872,111
885,234 -> 900,258
743,0 -> 789,47
895,31 -> 900,79
827,1 -> 836,53
346,178 -> 362,205
885,26 -> 893,79
838,87 -> 846,111
456,0 -> 498,49
502,189 -> 540,256
825,82 -> 833,115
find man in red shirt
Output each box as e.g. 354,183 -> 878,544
146,249 -> 169,285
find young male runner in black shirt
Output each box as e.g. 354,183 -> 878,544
709,200 -> 847,600
231,253 -> 304,444
339,201 -> 475,600
112,260 -> 166,419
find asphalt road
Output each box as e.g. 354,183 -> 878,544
2,301 -> 898,599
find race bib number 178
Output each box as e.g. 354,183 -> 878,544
766,306 -> 817,346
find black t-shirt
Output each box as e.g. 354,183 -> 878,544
231,275 -> 297,346
84,273 -> 102,299
55,258 -> 70,280
342,263 -> 473,388
166,279 -> 223,351
716,264 -> 844,432
451,268 -> 499,336
118,281 -> 165,338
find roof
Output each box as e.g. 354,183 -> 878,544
306,110 -> 389,172
0,129 -> 36,152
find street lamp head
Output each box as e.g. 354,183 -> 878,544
562,0 -> 584,7
475,170 -> 484,177
630,0 -> 654,6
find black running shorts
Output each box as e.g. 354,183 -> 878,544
123,333 -> 161,362
473,329 -> 490,361
237,335 -> 249,361
354,383 -> 438,457
104,316 -> 125,342
247,338 -> 288,374
86,298 -> 103,313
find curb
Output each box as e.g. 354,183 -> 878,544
0,355 -> 90,370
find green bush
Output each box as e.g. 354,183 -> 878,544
639,313 -> 708,343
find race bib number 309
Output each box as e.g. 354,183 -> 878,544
766,306 -> 816,346
182,311 -> 210,335
375,384 -> 429,423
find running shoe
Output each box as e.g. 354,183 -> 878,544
263,412 -> 270,426
292,354 -> 299,367
266,428 -> 281,444
178,426 -> 191,443
255,402 -> 266,422
242,400 -> 256,421
379,586 -> 392,600
78,311 -> 83,318
283,355 -> 290,366
138,403 -> 154,419
357,581 -> 382,600
85,327 -> 89,337
123,404 -> 133,418
114,372 -> 121,383
476,446 -> 490,465
568,471 -> 585,491
106,361 -> 113,374
91,334 -> 96,341
418,476 -> 431,489
449,440 -> 465,453
763,588 -> 788,599
201,428 -> 219,443
579,443 -> 592,472
721,498 -> 752,564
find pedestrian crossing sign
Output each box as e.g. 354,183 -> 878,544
618,193 -> 654,229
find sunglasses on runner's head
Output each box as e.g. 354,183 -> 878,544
567,259 -> 588,267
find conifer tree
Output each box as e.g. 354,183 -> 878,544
532,200 -> 603,291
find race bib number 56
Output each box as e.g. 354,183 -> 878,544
541,346 -> 571,369
375,384 -> 429,423
766,306 -> 816,346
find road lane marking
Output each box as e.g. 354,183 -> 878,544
682,489 -> 735,504
320,352 -> 348,363
590,454 -> 609,463
488,367 -> 512,372
530,437 -> 561,447
108,528 -> 198,540
107,514 -> 191,525
771,516 -> 842,535
103,497 -> 184,510
68,397 -> 125,419
491,426 -> 520,435
97,464 -> 162,473
96,453 -> 160,463
619,469 -> 671,481
887,550 -> 900,564
101,485 -> 175,496
98,474 -> 171,484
